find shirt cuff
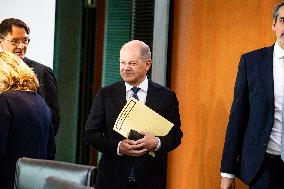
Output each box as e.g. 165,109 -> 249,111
154,137 -> 161,151
117,141 -> 122,156
221,172 -> 235,178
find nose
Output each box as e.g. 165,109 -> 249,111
125,63 -> 133,70
17,42 -> 26,48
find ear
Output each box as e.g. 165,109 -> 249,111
272,20 -> 276,31
272,24 -> 276,31
145,59 -> 152,71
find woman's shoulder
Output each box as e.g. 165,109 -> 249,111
0,90 -> 43,105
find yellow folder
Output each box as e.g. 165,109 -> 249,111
113,97 -> 174,138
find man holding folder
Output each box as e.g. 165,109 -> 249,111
84,40 -> 183,189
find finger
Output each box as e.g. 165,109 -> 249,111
136,138 -> 145,144
122,139 -> 137,145
130,149 -> 148,156
127,142 -> 145,151
139,131 -> 148,135
137,149 -> 148,155
141,132 -> 154,137
122,142 -> 145,152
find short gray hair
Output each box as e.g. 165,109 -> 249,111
121,40 -> 151,60
139,41 -> 151,60
273,2 -> 284,23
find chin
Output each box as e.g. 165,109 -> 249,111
124,79 -> 136,85
124,79 -> 134,84
123,77 -> 133,82
15,54 -> 25,59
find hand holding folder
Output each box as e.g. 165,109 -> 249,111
113,98 -> 174,157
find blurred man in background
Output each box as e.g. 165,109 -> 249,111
0,18 -> 60,135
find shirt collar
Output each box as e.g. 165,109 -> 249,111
125,77 -> 148,92
274,42 -> 284,59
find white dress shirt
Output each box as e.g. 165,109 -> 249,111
222,42 -> 284,178
125,77 -> 148,103
266,42 -> 284,155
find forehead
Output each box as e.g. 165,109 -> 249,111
5,26 -> 28,37
278,6 -> 284,18
120,45 -> 141,60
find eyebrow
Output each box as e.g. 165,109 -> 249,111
120,60 -> 136,63
9,37 -> 29,40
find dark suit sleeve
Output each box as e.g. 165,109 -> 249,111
158,92 -> 183,153
39,67 -> 60,136
0,95 -> 11,163
221,55 -> 250,174
84,88 -> 120,156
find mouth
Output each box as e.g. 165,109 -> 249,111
123,73 -> 134,77
13,51 -> 25,57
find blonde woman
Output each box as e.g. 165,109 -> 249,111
0,51 -> 55,189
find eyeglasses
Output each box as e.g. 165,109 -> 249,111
2,38 -> 30,46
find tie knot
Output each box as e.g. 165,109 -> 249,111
131,87 -> 140,95
131,87 -> 140,100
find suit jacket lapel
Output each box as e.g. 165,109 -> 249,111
112,81 -> 127,113
112,80 -> 160,112
259,45 -> 274,106
23,57 -> 31,67
145,80 -> 160,112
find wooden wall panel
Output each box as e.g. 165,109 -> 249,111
167,0 -> 279,189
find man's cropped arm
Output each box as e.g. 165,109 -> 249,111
41,67 -> 60,135
220,54 -> 250,174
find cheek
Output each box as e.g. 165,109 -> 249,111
3,44 -> 15,52
277,25 -> 284,32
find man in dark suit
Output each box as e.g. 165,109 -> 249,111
221,2 -> 284,189
0,18 -> 60,135
84,40 -> 183,189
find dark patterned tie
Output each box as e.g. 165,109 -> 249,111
129,87 -> 141,182
131,87 -> 140,100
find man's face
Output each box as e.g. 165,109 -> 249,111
119,44 -> 151,86
0,25 -> 29,59
273,6 -> 284,49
